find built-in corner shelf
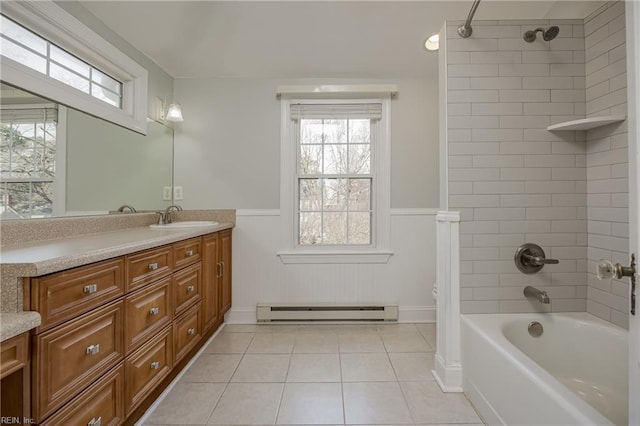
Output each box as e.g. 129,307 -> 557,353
547,115 -> 627,131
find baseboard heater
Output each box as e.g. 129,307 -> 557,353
256,303 -> 399,322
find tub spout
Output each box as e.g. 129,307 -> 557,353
524,286 -> 550,304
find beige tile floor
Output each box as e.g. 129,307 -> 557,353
142,323 -> 485,426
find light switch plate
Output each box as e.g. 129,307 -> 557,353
174,186 -> 184,201
162,186 -> 172,201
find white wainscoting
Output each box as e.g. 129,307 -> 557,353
227,208 -> 438,324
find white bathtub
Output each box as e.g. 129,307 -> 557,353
461,312 -> 628,426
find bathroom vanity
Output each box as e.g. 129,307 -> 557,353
0,213 -> 233,425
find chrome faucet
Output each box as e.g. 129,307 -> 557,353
117,205 -> 136,213
524,286 -> 550,304
164,205 -> 183,224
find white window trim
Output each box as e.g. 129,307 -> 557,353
278,95 -> 392,264
0,1 -> 148,134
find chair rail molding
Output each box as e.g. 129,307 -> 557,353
433,210 -> 463,392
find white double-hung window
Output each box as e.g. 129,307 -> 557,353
279,94 -> 392,264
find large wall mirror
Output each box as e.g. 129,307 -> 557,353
0,83 -> 174,220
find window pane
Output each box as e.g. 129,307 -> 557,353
300,212 -> 322,245
0,126 -> 10,177
348,212 -> 371,244
299,179 -> 321,212
348,144 -> 371,174
348,179 -> 371,211
0,38 -> 47,74
323,178 -> 347,211
50,44 -> 90,78
323,144 -> 348,174
0,16 -> 47,55
10,124 -> 36,178
323,119 -> 347,144
30,181 -> 53,217
300,119 -> 323,144
349,119 -> 370,143
50,62 -> 90,93
5,182 -> 31,218
92,68 -> 122,94
299,144 -> 322,175
91,85 -> 120,108
323,212 -> 347,244
33,123 -> 56,177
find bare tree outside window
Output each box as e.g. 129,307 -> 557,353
0,119 -> 57,218
298,118 -> 372,245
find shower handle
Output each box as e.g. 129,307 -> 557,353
522,253 -> 559,265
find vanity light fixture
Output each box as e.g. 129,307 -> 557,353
424,33 -> 439,51
165,103 -> 184,122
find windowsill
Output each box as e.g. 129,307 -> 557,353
277,250 -> 394,264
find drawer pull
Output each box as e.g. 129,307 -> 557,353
149,307 -> 160,315
83,284 -> 98,294
150,361 -> 161,369
188,327 -> 196,335
88,417 -> 102,426
187,285 -> 195,292
148,262 -> 159,270
217,261 -> 222,277
186,249 -> 194,257
86,344 -> 100,355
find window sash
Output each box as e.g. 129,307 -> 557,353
294,116 -> 377,247
0,14 -> 123,108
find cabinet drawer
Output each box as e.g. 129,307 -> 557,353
41,364 -> 124,426
30,258 -> 125,332
125,246 -> 172,291
173,263 -> 201,316
125,326 -> 173,415
1,332 -> 28,380
124,277 -> 173,354
174,302 -> 202,363
173,237 -> 202,270
33,301 -> 124,422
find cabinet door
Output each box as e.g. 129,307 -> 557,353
219,230 -> 232,315
201,233 -> 220,332
173,263 -> 201,316
125,326 -> 173,416
40,364 -> 124,426
33,301 -> 124,422
124,277 -> 172,354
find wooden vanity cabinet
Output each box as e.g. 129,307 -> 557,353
202,229 -> 232,333
1,332 -> 30,420
21,229 -> 231,425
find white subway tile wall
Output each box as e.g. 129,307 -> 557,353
584,1 -> 629,329
447,18 -> 588,316
446,2 -> 628,326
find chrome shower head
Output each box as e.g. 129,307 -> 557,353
523,26 -> 560,43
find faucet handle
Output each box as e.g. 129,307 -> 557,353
155,211 -> 166,225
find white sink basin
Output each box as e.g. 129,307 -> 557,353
149,221 -> 219,229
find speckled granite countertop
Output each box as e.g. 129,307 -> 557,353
0,221 -> 233,341
1,222 -> 233,277
0,312 -> 41,341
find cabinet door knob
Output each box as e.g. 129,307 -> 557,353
88,417 -> 102,426
86,344 -> 100,355
217,261 -> 222,277
149,307 -> 160,315
186,250 -> 194,257
187,285 -> 195,292
150,361 -> 161,369
148,262 -> 159,270
188,327 -> 196,335
83,284 -> 98,294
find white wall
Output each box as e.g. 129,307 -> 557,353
230,210 -> 437,323
173,77 -> 439,209
173,75 -> 439,320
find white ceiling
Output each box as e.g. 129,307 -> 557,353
79,1 -> 605,79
